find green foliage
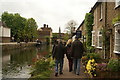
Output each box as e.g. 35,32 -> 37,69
29,70 -> 52,80
2,11 -> 38,42
85,13 -> 94,47
87,46 -> 95,53
112,14 -> 120,24
86,53 -> 101,62
45,36 -> 50,45
107,59 -> 120,72
102,28 -> 110,55
63,33 -> 69,41
52,33 -> 58,38
30,57 -> 54,79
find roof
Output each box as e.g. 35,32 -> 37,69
89,2 -> 101,13
77,1 -> 101,30
77,20 -> 84,30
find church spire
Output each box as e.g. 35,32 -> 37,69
59,27 -> 61,39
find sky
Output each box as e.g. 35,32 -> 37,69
0,0 -> 98,33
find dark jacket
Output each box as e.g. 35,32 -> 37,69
66,43 -> 72,59
71,40 -> 84,59
52,43 -> 65,59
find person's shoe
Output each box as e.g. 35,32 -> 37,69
55,73 -> 58,77
69,69 -> 73,72
59,72 -> 63,75
76,74 -> 79,75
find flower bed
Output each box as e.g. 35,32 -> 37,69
82,53 -> 120,78
83,57 -> 120,78
86,59 -> 97,77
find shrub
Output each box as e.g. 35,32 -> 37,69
86,53 -> 101,62
107,59 -> 120,72
81,56 -> 88,65
112,14 -> 120,24
96,63 -> 107,71
29,70 -> 52,80
87,46 -> 95,53
30,57 -> 54,78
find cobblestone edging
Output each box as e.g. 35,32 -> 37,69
1,42 -> 36,51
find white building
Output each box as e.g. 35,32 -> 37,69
0,21 -> 11,43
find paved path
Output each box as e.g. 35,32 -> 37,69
50,56 -> 90,79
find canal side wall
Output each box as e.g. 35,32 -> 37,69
2,42 -> 36,51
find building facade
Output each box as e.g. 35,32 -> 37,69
37,24 -> 52,43
0,21 -> 11,43
78,1 -> 120,59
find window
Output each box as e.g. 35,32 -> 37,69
114,22 -> 120,54
115,0 -> 120,8
99,4 -> 103,21
97,31 -> 102,49
92,31 -> 95,46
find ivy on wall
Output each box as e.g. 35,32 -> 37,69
85,13 -> 94,48
112,14 -> 120,24
102,28 -> 110,54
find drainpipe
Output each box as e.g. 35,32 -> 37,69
104,2 -> 107,59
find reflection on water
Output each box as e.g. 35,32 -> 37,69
2,45 -> 51,78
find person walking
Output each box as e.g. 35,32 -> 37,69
66,39 -> 73,72
71,36 -> 84,75
52,40 -> 66,77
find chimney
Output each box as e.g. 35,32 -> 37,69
43,24 -> 46,28
47,25 -> 48,28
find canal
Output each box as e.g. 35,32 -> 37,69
2,45 -> 51,78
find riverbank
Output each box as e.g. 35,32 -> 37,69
1,42 -> 36,51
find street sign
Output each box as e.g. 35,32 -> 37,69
76,30 -> 82,38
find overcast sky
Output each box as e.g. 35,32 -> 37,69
0,0 -> 98,33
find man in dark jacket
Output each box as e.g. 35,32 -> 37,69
52,41 -> 65,77
71,36 -> 84,75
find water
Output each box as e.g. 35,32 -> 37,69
2,45 -> 51,79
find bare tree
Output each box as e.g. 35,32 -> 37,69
65,20 -> 77,37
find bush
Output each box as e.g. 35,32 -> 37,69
87,46 -> 95,53
30,58 -> 50,76
96,63 -> 107,71
107,59 -> 120,72
30,57 -> 54,78
86,53 -> 101,62
81,56 -> 88,65
112,14 -> 120,24
29,70 -> 52,80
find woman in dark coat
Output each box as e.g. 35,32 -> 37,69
66,39 -> 73,72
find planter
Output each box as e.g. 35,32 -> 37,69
95,70 -> 120,78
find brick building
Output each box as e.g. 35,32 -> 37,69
37,24 -> 52,43
78,1 -> 120,59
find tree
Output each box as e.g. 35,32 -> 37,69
13,13 -> 26,41
63,33 -> 69,41
2,12 -> 26,41
65,20 -> 77,37
2,11 -> 38,42
25,18 -> 38,42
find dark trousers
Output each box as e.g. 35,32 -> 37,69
68,58 -> 73,71
55,59 -> 64,73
